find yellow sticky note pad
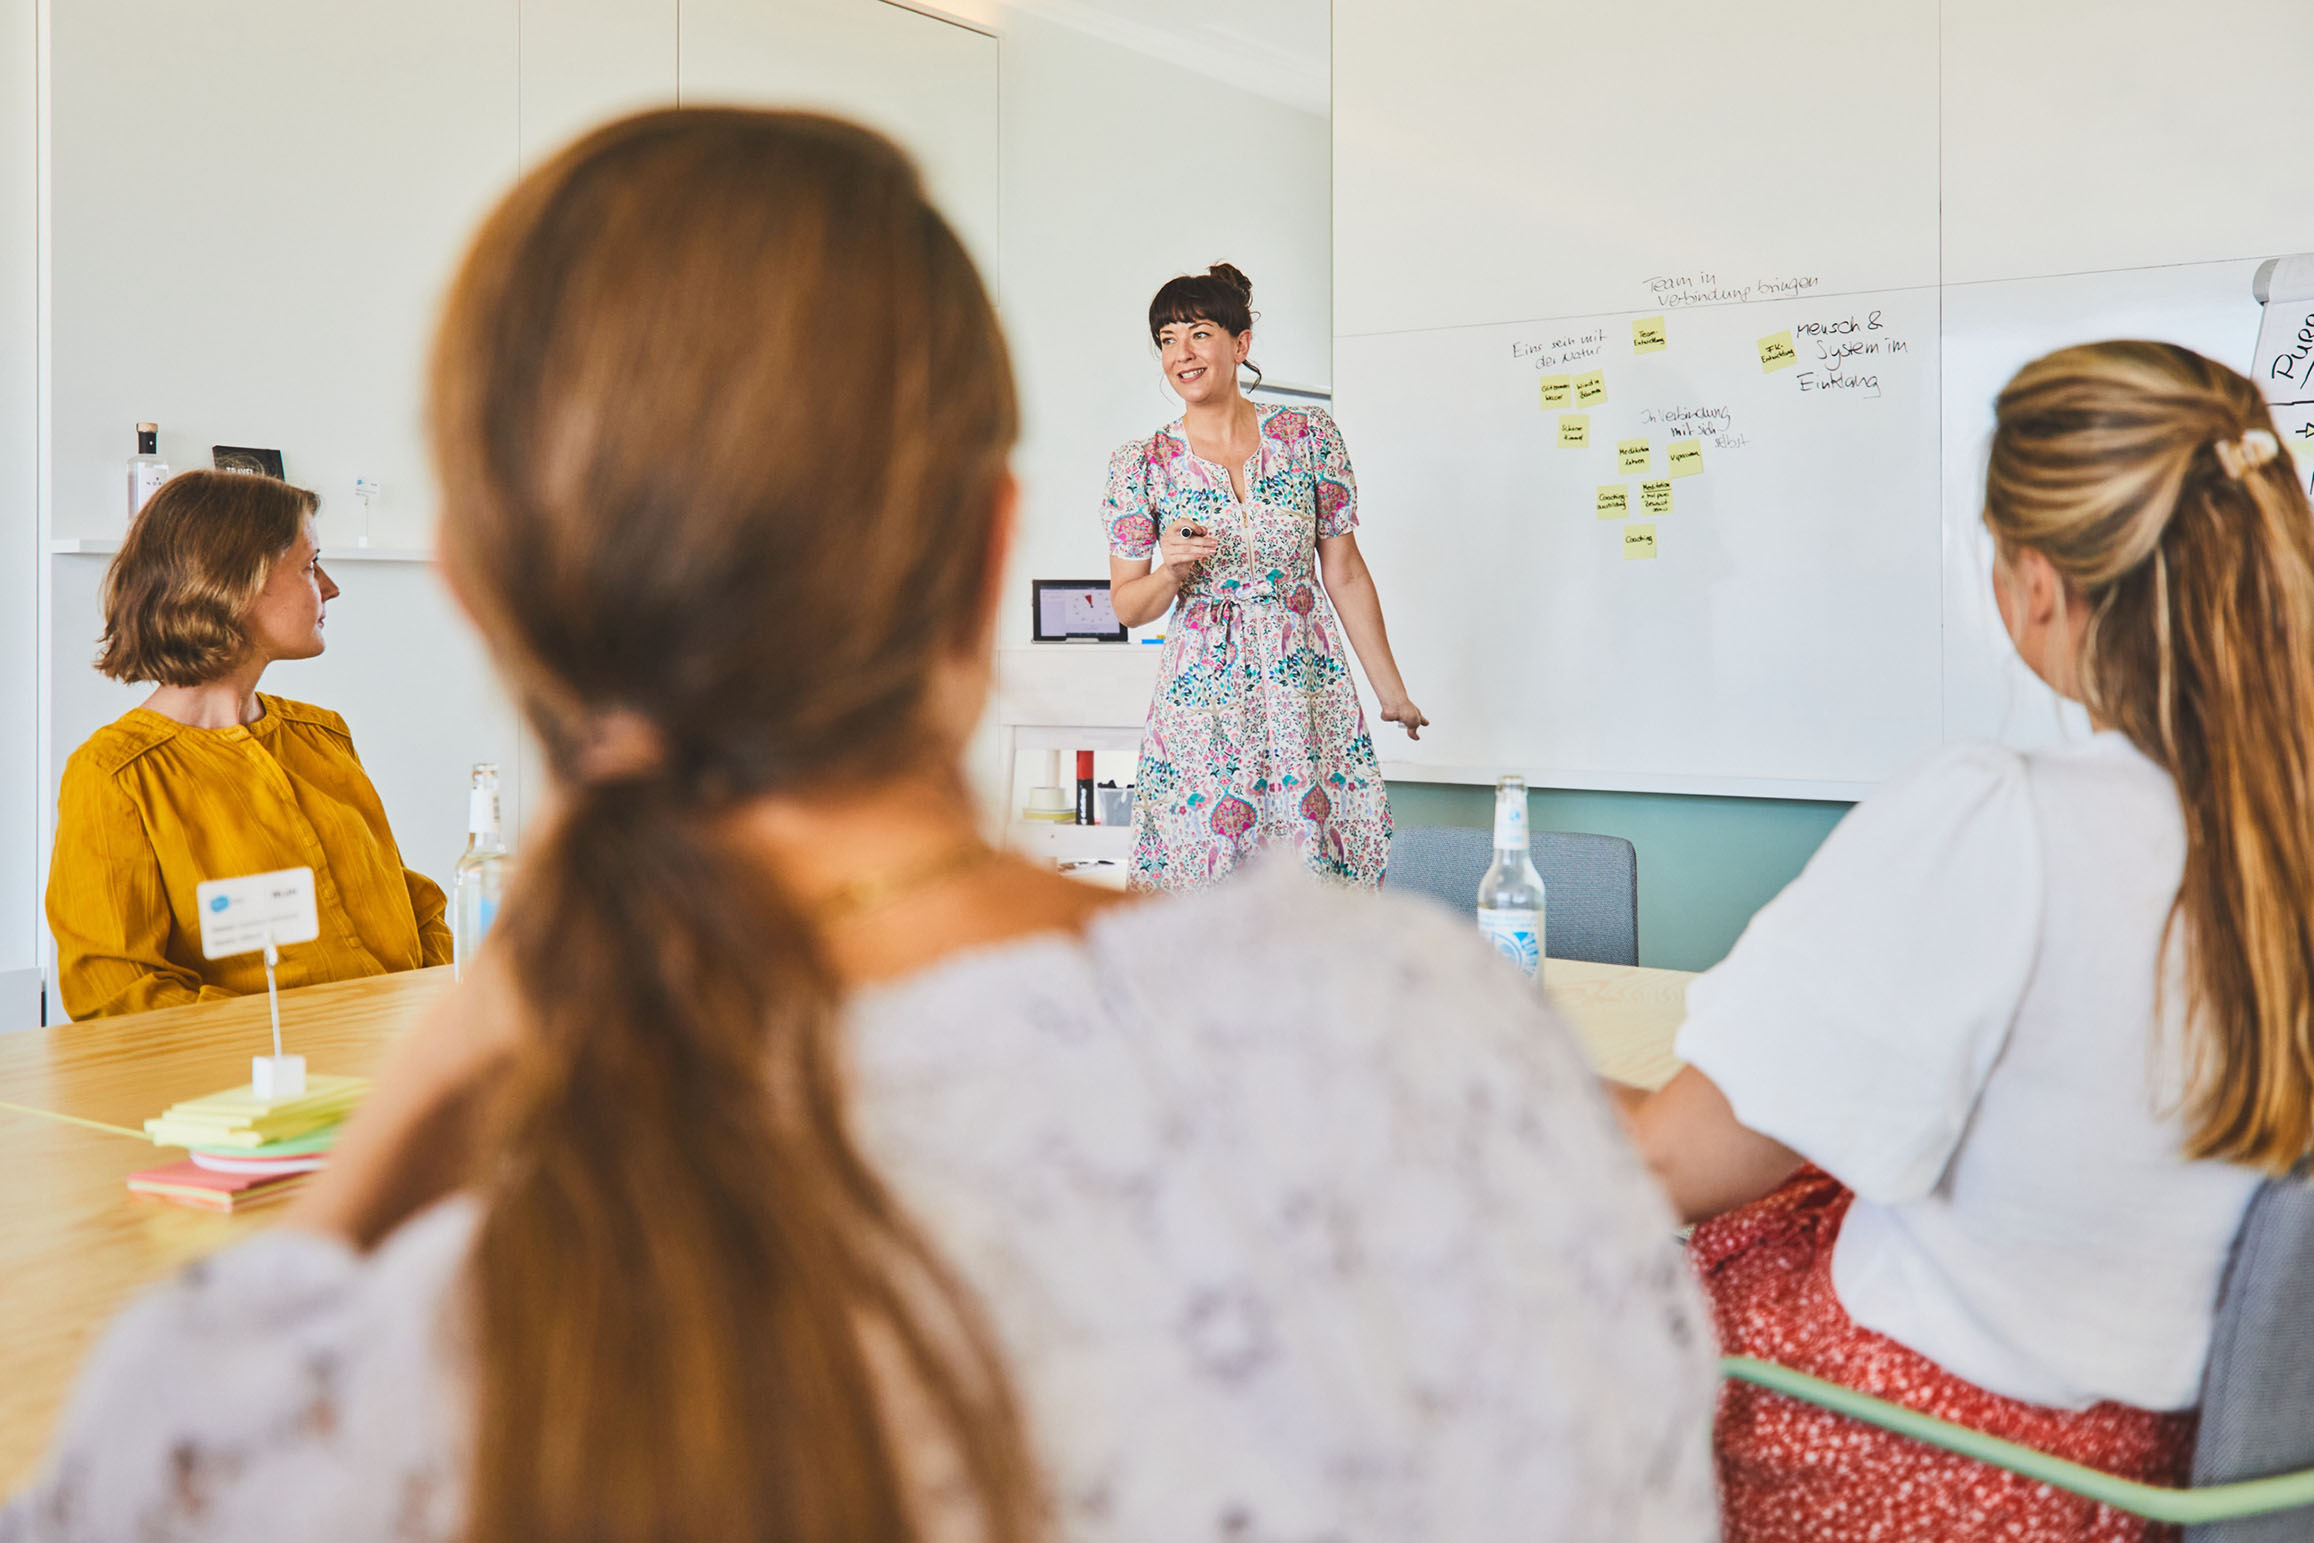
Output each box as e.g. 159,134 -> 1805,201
1595,484 -> 1629,519
1574,369 -> 1608,408
1759,330 -> 1798,372
1539,374 -> 1572,408
1641,479 -> 1673,514
1667,439 -> 1704,478
1633,316 -> 1668,353
1558,413 -> 1590,448
1617,437 -> 1651,474
1624,524 -> 1658,560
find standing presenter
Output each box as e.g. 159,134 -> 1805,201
1104,264 -> 1426,893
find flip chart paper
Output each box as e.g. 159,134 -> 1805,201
1539,374 -> 1572,407
1624,524 -> 1658,559
1667,440 -> 1705,478
1596,484 -> 1629,518
1633,316 -> 1668,353
1617,437 -> 1651,474
1641,480 -> 1673,514
1574,369 -> 1609,407
1559,413 -> 1590,448
1758,330 -> 1798,372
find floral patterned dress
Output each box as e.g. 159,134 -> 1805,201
1102,405 -> 1392,892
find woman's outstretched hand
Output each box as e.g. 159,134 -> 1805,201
1380,696 -> 1429,741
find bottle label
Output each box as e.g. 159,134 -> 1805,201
1478,908 -> 1541,977
1492,795 -> 1529,853
469,789 -> 498,838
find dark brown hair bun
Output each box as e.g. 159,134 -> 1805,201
1205,262 -> 1252,302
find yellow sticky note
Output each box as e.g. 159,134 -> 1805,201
1759,330 -> 1798,372
1558,413 -> 1589,448
1624,524 -> 1658,560
1641,479 -> 1673,514
1617,437 -> 1651,474
1596,484 -> 1629,519
1574,369 -> 1608,408
1539,374 -> 1572,408
1667,439 -> 1704,478
1633,316 -> 1668,353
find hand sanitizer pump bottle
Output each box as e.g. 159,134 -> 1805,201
1476,775 -> 1547,980
127,423 -> 168,522
453,762 -> 512,980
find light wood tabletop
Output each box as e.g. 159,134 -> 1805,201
0,954 -> 1689,1493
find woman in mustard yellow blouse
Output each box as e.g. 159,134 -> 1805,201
47,471 -> 452,1019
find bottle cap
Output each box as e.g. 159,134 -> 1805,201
135,422 -> 157,433
1076,750 -> 1095,779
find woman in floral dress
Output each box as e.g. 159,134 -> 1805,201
1104,264 -> 1427,893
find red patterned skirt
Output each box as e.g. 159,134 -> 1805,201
1692,1167 -> 2196,1543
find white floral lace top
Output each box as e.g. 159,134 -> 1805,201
3,860 -> 1719,1542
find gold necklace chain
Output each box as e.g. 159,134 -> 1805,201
807,837 -> 1001,924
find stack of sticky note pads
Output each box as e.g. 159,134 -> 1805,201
127,1075 -> 367,1213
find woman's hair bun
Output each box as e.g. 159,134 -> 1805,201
1206,262 -> 1253,302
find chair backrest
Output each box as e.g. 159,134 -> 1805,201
2186,1169 -> 2314,1541
1385,824 -> 1639,966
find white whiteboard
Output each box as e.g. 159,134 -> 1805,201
1336,0 -> 2314,797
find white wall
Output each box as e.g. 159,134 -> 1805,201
21,0 -> 1330,1014
0,0 -> 38,1026
995,10 -> 1330,643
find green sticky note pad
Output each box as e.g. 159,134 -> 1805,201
1596,484 -> 1629,519
1624,524 -> 1658,560
1641,479 -> 1673,514
1617,437 -> 1651,474
1539,374 -> 1573,408
1633,316 -> 1668,353
1559,413 -> 1590,448
1574,369 -> 1609,408
1667,439 -> 1704,478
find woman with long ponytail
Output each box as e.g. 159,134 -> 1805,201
1620,339 -> 2314,1542
7,110 -> 1718,1542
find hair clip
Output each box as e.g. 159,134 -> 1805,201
2215,428 -> 2282,480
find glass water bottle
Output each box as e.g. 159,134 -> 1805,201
1476,775 -> 1547,980
453,762 -> 512,980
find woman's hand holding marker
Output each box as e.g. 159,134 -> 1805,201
1159,521 -> 1218,585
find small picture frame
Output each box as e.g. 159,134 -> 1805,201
1031,579 -> 1128,643
212,445 -> 286,478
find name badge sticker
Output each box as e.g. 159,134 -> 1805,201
196,867 -> 320,960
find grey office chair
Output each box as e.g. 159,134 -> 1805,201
1723,1166 -> 2314,1535
1385,823 -> 1639,966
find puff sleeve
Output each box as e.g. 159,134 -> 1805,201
1100,439 -> 1159,560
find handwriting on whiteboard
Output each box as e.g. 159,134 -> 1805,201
1646,270 -> 1822,310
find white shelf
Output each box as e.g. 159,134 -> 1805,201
48,537 -> 434,563
1007,820 -> 1133,863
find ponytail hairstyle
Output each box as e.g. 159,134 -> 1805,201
1148,262 -> 1262,390
428,110 -> 1038,1541
1987,340 -> 2314,1175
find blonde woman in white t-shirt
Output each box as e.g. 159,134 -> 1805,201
1620,340 -> 2314,1543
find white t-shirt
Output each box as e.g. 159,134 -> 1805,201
6,860 -> 1720,1541
1676,733 -> 2262,1412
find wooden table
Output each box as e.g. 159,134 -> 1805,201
0,955 -> 1690,1492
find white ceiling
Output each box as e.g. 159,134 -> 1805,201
998,0 -> 1330,115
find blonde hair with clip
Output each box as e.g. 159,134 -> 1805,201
1987,340 -> 2314,1176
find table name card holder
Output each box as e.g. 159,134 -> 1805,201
193,867 -> 322,1100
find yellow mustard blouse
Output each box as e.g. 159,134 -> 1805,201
46,693 -> 453,1020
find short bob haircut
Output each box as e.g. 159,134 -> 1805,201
98,470 -> 317,687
